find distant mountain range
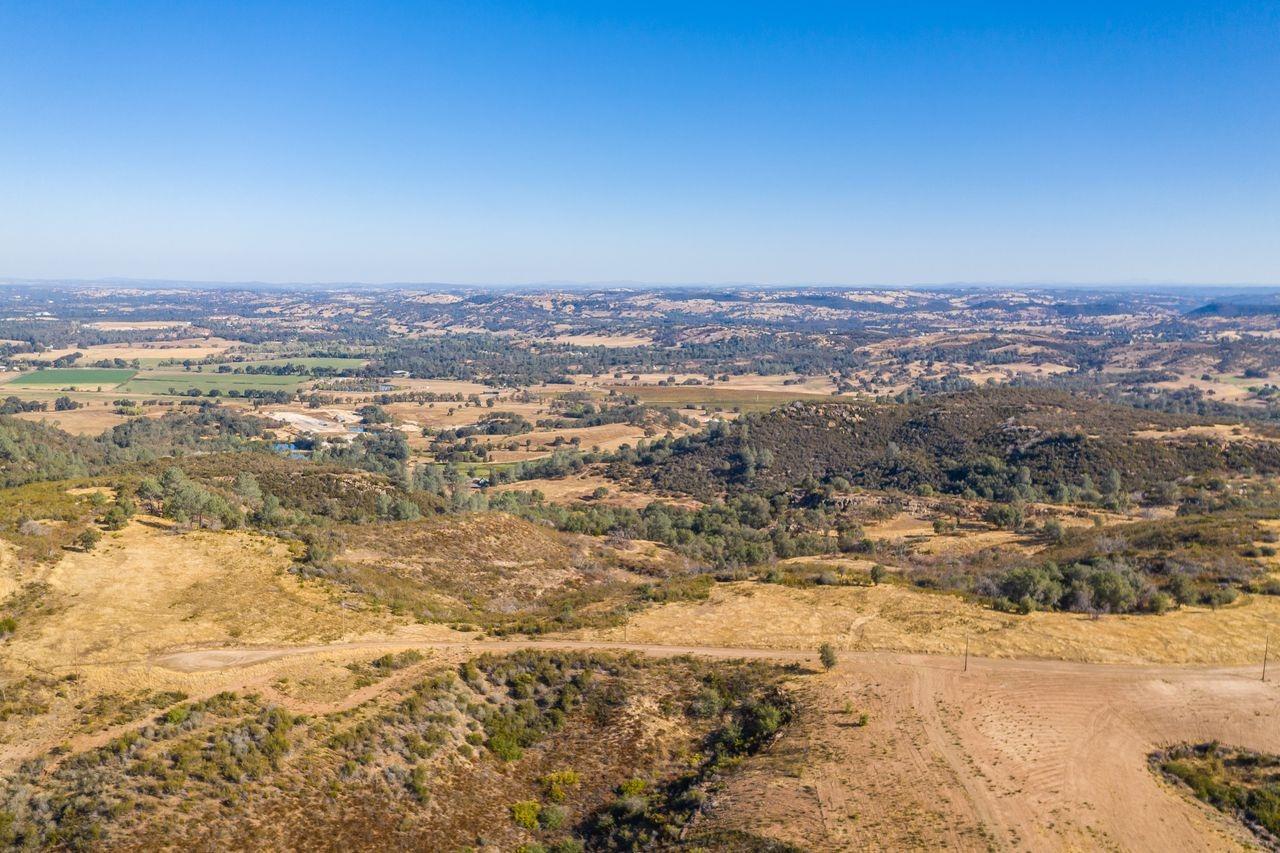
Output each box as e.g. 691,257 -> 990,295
1187,293 -> 1280,317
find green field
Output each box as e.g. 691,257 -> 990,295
7,368 -> 137,388
121,371 -> 304,394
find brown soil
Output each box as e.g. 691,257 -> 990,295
705,654 -> 1277,851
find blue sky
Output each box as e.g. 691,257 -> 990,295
1,1 -> 1277,284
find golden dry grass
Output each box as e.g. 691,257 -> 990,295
0,519 -> 446,765
0,539 -> 18,601
548,332 -> 654,347
576,371 -> 840,396
1134,423 -> 1273,443
490,472 -> 678,509
577,581 -> 1280,666
6,519 -> 394,672
84,320 -> 194,331
12,406 -> 134,435
12,338 -> 239,363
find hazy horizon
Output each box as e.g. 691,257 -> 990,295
2,277 -> 1280,294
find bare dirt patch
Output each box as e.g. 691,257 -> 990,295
705,656 -> 1276,851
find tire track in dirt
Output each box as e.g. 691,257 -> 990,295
148,638 -> 820,672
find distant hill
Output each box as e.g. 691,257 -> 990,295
1187,293 -> 1280,318
614,388 -> 1280,500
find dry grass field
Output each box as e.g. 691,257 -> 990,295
12,337 -> 240,363
4,520 -> 387,671
12,406 -> 134,435
578,581 -> 1280,666
490,472 -> 686,508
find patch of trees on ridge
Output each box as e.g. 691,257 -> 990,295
0,407 -> 271,488
611,388 -> 1280,502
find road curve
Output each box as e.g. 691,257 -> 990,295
151,638 -> 820,672
150,636 -> 1268,680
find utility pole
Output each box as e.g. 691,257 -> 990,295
963,636 -> 970,673
1264,635 -> 1270,683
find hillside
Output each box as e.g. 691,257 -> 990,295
614,388 -> 1280,500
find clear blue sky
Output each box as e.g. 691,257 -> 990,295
1,1 -> 1277,285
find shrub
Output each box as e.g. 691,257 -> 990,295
689,687 -> 723,718
618,778 -> 646,797
409,764 -> 430,802
819,643 -> 838,670
102,504 -> 129,530
538,804 -> 567,830
488,731 -> 523,761
77,528 -> 102,552
541,769 -> 581,802
511,800 -> 541,830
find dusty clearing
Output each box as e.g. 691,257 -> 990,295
266,407 -> 359,433
706,655 -> 1276,851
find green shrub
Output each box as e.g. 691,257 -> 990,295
541,769 -> 581,802
488,732 -> 523,761
409,764 -> 430,802
538,804 -> 567,830
511,800 -> 541,830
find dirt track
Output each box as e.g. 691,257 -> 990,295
708,652 -> 1280,851
150,638 -> 819,672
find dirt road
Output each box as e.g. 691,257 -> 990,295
150,637 -> 819,672
707,652 -> 1280,851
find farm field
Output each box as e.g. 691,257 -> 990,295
12,406 -> 136,435
6,367 -> 136,387
12,338 -> 240,364
120,371 -> 305,393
